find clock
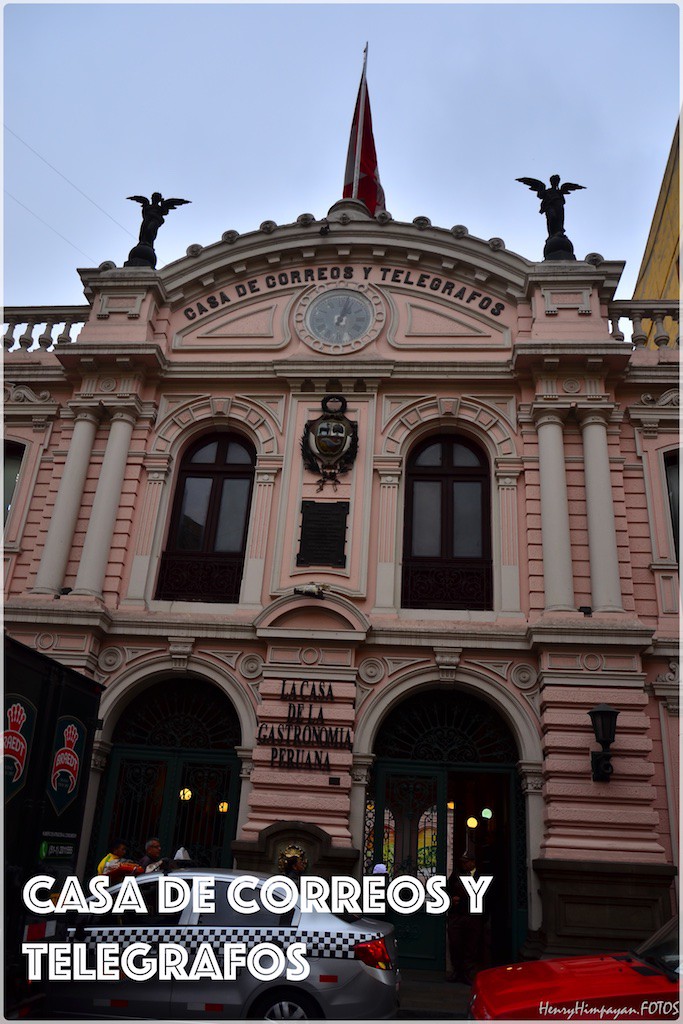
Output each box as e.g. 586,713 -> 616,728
305,290 -> 374,346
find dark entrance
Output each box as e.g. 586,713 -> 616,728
89,678 -> 241,871
365,689 -> 527,971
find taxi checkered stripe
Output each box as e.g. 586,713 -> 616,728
80,926 -> 383,959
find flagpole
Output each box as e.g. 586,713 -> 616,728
352,44 -> 368,200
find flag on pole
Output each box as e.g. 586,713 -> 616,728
343,46 -> 386,217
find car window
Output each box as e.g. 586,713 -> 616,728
82,878 -> 183,929
636,917 -> 680,974
197,881 -> 295,927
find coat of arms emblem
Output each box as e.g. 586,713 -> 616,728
301,395 -> 358,491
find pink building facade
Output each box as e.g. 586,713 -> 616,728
3,198 -> 679,967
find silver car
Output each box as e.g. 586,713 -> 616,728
44,869 -> 400,1019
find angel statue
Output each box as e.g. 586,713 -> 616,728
516,175 -> 585,237
127,193 -> 191,247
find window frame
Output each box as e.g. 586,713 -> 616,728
156,432 -> 256,603
4,440 -> 26,526
401,434 -> 493,610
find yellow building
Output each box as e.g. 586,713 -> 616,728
633,122 -> 679,346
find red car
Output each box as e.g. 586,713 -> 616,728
469,916 -> 680,1020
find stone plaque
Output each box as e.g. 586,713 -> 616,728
296,501 -> 349,567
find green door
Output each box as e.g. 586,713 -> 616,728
368,688 -> 528,971
88,677 -> 243,872
373,763 -> 447,969
95,745 -> 240,868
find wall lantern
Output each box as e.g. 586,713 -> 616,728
588,703 -> 620,782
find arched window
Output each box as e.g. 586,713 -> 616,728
665,449 -> 679,562
156,433 -> 255,602
402,435 -> 492,609
4,441 -> 25,524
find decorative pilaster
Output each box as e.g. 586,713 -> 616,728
33,408 -> 100,594
496,464 -> 523,613
76,739 -> 110,877
349,753 -> 374,876
578,408 -> 623,612
517,761 -> 544,931
125,452 -> 171,602
234,745 -> 256,850
242,458 -> 282,605
72,407 -> 139,597
533,409 -> 575,611
373,458 -> 402,609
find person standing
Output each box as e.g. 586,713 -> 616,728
446,854 -> 488,985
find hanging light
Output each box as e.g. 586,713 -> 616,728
217,801 -> 229,813
447,801 -> 455,810
588,704 -> 620,782
481,808 -> 493,820
466,816 -> 478,829
179,788 -> 193,801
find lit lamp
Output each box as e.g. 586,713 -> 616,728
588,704 -> 620,782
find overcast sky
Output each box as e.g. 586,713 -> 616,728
3,2 -> 680,308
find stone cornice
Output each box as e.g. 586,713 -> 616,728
528,617 -> 655,651
155,218 -> 535,307
54,342 -> 169,376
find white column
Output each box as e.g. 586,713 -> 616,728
534,410 -> 575,611
72,410 -> 137,597
33,410 -> 100,594
579,410 -> 623,612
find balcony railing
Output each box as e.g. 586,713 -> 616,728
3,301 -> 679,351
3,306 -> 90,351
608,300 -> 679,348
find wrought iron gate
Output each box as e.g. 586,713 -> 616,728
89,678 -> 242,870
365,689 -> 527,971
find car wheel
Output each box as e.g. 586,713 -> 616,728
249,990 -> 322,1020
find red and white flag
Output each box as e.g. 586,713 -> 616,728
343,47 -> 386,217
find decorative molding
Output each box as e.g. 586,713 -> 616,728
382,395 -> 518,459
540,286 -> 592,316
651,661 -> 680,716
358,658 -> 386,685
518,762 -> 544,794
239,653 -> 264,680
168,636 -> 194,671
435,648 -> 462,681
467,659 -> 512,682
152,394 -> 280,457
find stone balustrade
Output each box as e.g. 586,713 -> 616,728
3,306 -> 90,352
3,300 -> 679,352
608,299 -> 679,349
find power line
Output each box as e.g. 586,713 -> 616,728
4,124 -> 136,238
5,191 -> 98,263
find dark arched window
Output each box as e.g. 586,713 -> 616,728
4,441 -> 25,524
402,435 -> 492,609
665,449 -> 679,562
156,433 -> 255,602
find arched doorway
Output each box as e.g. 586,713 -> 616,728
90,678 -> 242,871
364,689 -> 526,971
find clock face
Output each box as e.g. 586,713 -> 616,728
305,290 -> 374,346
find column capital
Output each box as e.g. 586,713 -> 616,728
577,404 -> 615,428
351,753 -> 375,785
517,761 -> 544,794
67,401 -> 105,424
531,404 -> 571,428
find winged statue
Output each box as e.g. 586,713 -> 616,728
127,193 -> 191,247
516,175 -> 585,237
